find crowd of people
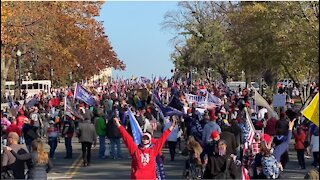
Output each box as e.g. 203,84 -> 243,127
1,77 -> 319,179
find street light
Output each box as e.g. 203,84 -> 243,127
17,49 -> 22,56
15,49 -> 22,100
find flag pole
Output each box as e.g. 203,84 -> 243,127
74,83 -> 77,103
64,96 -> 67,113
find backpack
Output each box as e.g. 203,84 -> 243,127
261,155 -> 280,179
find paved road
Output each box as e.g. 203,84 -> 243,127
47,136 -> 314,179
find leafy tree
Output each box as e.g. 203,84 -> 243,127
1,1 -> 125,98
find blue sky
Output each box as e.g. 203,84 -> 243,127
97,1 -> 179,79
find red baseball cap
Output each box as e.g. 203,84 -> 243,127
263,134 -> 271,144
211,131 -> 220,139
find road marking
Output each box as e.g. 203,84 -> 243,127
68,157 -> 83,178
65,155 -> 82,176
48,176 -> 72,179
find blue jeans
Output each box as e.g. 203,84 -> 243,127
65,137 -> 72,158
110,138 -> 122,158
99,135 -> 106,158
25,138 -> 33,152
48,137 -> 58,158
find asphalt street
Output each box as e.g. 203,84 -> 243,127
47,134 -> 314,179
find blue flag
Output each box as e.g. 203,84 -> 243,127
190,118 -> 203,145
152,90 -> 184,117
121,111 -> 127,125
25,97 -> 38,109
74,83 -> 96,107
7,96 -> 16,109
128,109 -> 142,145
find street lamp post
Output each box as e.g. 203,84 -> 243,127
15,49 -> 22,100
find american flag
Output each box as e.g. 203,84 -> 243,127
242,166 -> 250,180
242,108 -> 256,180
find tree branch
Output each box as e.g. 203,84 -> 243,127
8,17 -> 43,28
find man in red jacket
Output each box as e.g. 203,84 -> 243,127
114,116 -> 177,179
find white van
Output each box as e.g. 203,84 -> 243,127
278,79 -> 293,87
227,81 -> 246,91
227,81 -> 260,91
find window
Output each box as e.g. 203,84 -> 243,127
33,83 -> 39,89
39,84 -> 43,89
21,84 -> 26,89
28,84 -> 33,89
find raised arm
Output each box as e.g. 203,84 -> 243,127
273,119 -> 295,161
10,149 -> 32,161
114,118 -> 137,155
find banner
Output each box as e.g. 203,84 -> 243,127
185,94 -> 206,104
302,92 -> 319,127
207,93 -> 222,106
74,83 -> 96,106
272,94 -> 286,107
185,93 -> 221,108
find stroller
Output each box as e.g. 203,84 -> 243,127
182,155 -> 204,179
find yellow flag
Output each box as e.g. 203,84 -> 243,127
302,92 -> 319,127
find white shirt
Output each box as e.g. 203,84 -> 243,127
310,135 -> 319,152
258,108 -> 268,120
163,121 -> 179,142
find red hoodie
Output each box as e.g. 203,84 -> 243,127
118,126 -> 171,179
7,124 -> 22,136
16,115 -> 27,130
151,138 -> 163,156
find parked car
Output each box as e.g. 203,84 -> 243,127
278,78 -> 294,87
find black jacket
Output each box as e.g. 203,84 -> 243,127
203,154 -> 238,179
220,131 -> 237,155
106,120 -> 121,139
